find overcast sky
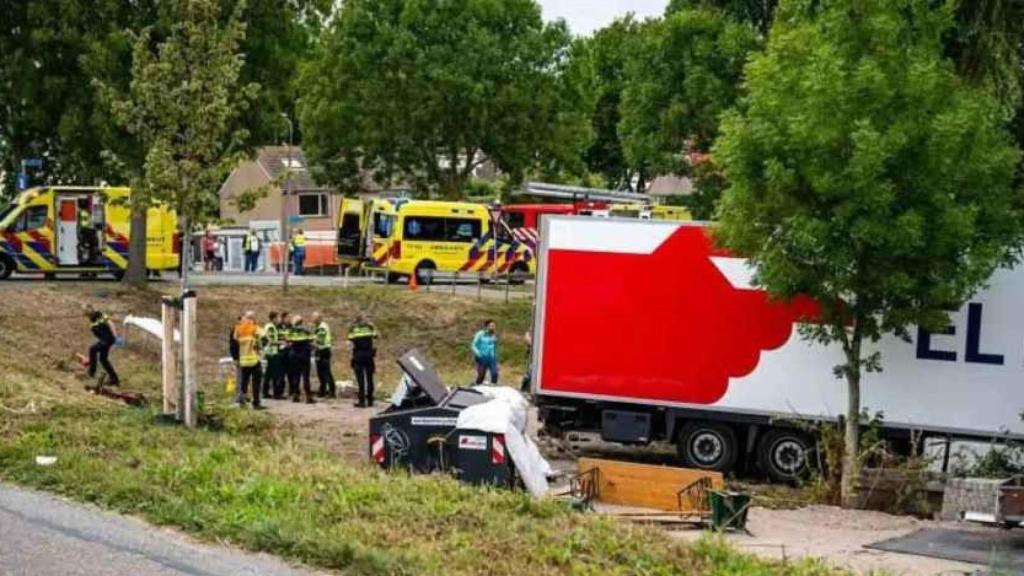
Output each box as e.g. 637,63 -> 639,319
537,0 -> 668,36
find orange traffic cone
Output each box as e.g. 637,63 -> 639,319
408,271 -> 419,291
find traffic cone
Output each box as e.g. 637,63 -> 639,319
408,271 -> 419,291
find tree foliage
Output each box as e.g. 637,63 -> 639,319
714,0 -> 1024,506
580,16 -> 648,190
0,0 -> 316,198
667,0 -> 778,36
619,7 -> 758,191
299,0 -> 591,199
99,0 -> 258,285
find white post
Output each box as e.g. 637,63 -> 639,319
181,290 -> 198,428
161,298 -> 178,416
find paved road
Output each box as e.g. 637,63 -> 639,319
0,483 -> 320,576
3,271 -> 535,300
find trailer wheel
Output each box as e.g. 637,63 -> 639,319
676,422 -> 738,472
0,254 -> 13,280
758,430 -> 814,484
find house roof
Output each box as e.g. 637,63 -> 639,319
647,175 -> 694,197
255,146 -> 324,192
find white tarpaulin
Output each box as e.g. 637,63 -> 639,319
457,387 -> 552,498
123,315 -> 180,343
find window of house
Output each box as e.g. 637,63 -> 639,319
297,194 -> 327,217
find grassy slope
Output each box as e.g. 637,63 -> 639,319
0,283 -> 838,576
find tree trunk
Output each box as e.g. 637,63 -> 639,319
124,199 -> 149,287
180,214 -> 190,292
840,339 -> 863,508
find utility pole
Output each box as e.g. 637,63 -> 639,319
281,114 -> 293,294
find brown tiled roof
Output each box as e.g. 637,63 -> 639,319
256,146 -> 324,192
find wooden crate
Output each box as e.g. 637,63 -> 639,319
577,457 -> 724,512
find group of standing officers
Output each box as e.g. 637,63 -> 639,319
232,311 -> 379,409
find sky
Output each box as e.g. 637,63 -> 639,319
537,0 -> 668,36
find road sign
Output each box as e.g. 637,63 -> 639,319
288,215 -> 304,225
21,158 -> 43,169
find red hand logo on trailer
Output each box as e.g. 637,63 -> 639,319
540,225 -> 818,404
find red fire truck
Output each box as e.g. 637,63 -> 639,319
531,216 -> 1024,482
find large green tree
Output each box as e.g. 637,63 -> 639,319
581,16 -> 648,190
667,0 -> 778,36
0,0 -> 317,198
715,0 -> 1024,507
618,7 -> 757,203
299,0 -> 591,199
100,0 -> 257,286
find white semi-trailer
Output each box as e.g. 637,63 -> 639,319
531,217 -> 1023,481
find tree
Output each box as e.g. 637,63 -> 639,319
581,16 -> 648,190
299,0 -> 591,199
618,7 -> 757,196
99,0 -> 257,286
714,0 -> 1024,507
667,0 -> 778,36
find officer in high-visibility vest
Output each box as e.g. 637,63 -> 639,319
261,311 -> 284,399
290,229 -> 307,275
286,315 -> 316,404
347,315 -> 379,408
85,304 -> 120,386
243,230 -> 261,272
311,312 -> 336,398
232,311 -> 264,409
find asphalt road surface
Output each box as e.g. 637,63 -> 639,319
0,483 -> 320,576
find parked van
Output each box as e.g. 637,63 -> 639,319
370,200 -> 534,282
0,186 -> 179,280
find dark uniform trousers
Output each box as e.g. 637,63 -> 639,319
316,348 -> 336,396
352,355 -> 375,406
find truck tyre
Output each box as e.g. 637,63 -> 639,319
757,429 -> 814,484
415,261 -> 436,285
0,254 -> 13,280
676,422 -> 738,472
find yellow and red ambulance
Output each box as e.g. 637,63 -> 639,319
0,186 -> 179,280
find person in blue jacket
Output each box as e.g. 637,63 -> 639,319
472,319 -> 499,385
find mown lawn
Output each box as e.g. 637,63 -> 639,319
0,284 -> 842,575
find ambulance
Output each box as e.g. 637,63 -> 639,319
363,200 -> 534,283
0,186 -> 179,280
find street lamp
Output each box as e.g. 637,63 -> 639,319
281,113 -> 293,294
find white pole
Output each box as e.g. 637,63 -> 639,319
181,290 -> 198,428
161,298 -> 178,416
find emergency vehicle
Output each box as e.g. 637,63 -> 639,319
359,200 -> 534,282
0,186 -> 179,280
532,217 -> 1024,482
498,200 -> 608,250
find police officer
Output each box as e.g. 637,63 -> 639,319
232,311 -> 264,409
287,315 -> 315,404
312,312 -> 336,398
243,229 -> 261,272
78,204 -> 97,263
261,312 -> 284,399
85,304 -> 120,386
290,229 -> 307,275
347,315 -> 379,408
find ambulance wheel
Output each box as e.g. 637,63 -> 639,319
509,262 -> 529,285
757,430 -> 814,484
677,422 -> 738,472
0,254 -> 14,280
414,261 -> 436,285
